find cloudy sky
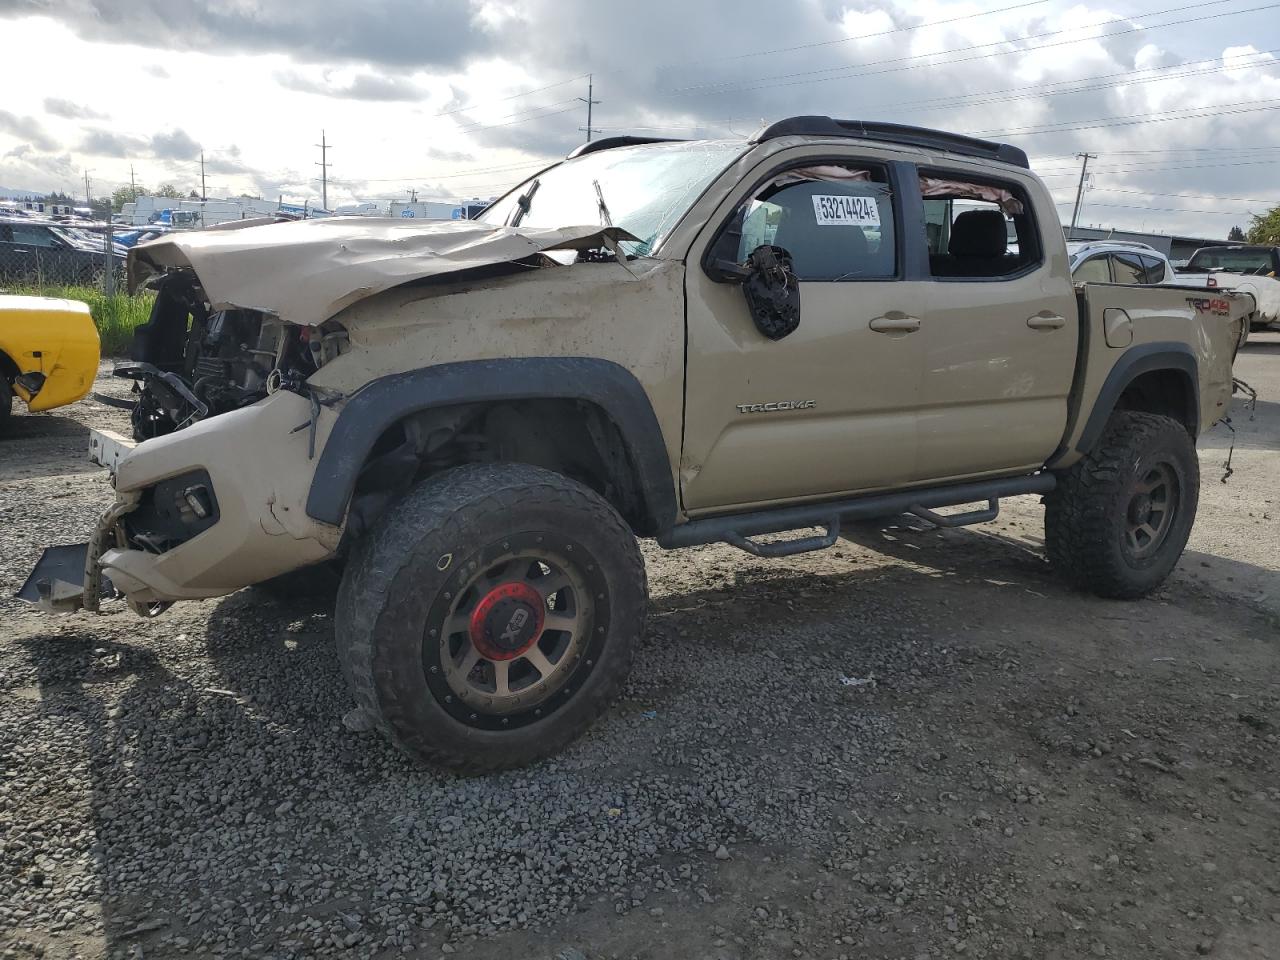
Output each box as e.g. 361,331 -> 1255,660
0,0 -> 1277,237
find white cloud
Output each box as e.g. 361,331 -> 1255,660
0,2 -> 1276,235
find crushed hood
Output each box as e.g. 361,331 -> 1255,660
127,217 -> 638,326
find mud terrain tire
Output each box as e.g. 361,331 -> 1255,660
1046,411 -> 1198,599
336,463 -> 647,773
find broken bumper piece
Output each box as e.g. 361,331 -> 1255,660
17,543 -> 113,613
20,389 -> 344,615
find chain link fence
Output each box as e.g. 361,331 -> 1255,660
0,219 -> 126,294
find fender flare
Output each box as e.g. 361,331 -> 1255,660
1074,341 -> 1199,456
305,357 -> 677,534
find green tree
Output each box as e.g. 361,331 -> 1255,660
1246,206 -> 1280,246
1227,225 -> 1245,242
155,184 -> 185,199
112,184 -> 145,212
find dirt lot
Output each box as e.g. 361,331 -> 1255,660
2,339 -> 1278,960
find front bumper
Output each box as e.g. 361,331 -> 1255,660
18,390 -> 344,613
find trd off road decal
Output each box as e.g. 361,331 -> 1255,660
1186,297 -> 1231,317
811,194 -> 881,227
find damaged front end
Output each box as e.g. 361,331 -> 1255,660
18,216 -> 643,617
119,270 -> 349,441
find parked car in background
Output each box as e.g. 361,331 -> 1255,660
0,294 -> 100,425
0,218 -> 126,286
1176,245 -> 1280,330
1067,240 -> 1174,285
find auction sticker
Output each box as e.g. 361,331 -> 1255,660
812,194 -> 881,227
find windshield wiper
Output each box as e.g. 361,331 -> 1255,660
508,179 -> 540,228
593,179 -> 613,228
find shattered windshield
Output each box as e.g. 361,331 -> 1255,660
479,140 -> 746,256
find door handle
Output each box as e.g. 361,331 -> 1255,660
869,315 -> 922,334
1027,314 -> 1066,330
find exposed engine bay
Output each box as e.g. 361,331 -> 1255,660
119,271 -> 347,440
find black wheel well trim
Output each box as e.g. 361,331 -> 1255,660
305,357 -> 677,535
1073,341 -> 1199,456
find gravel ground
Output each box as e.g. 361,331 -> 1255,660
2,339 -> 1279,960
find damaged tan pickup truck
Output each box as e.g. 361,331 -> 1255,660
21,117 -> 1251,772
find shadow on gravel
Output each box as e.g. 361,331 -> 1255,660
20,629 -> 176,956
840,517 -> 1055,586
0,412 -> 86,442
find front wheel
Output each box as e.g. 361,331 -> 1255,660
1045,411 -> 1199,599
335,463 -> 647,773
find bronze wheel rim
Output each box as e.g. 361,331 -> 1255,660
1123,462 -> 1179,560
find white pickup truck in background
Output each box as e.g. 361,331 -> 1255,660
1175,244 -> 1280,330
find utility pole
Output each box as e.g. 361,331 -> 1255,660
578,74 -> 601,142
200,151 -> 207,202
83,170 -> 92,207
315,130 -> 332,211
1068,152 -> 1096,240
130,164 -> 137,199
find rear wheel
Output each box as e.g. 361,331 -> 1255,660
1045,411 -> 1198,599
0,377 -> 13,425
336,463 -> 647,773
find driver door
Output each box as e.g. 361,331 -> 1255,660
681,152 -> 926,513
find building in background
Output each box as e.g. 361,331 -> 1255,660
1066,225 -> 1225,263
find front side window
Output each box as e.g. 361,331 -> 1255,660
10,224 -> 59,247
1073,255 -> 1111,283
920,172 -> 1039,279
712,163 -> 897,281
478,140 -> 745,256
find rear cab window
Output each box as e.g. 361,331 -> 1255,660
920,171 -> 1041,280
711,162 -> 898,281
1183,248 -> 1277,275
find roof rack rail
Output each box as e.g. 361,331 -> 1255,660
751,116 -> 1029,169
567,136 -> 686,159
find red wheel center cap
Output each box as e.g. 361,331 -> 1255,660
469,582 -> 545,661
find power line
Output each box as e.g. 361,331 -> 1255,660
675,0 -> 1053,66
665,0 -> 1276,97
424,0 -> 1052,120
979,97 -> 1280,137
431,74 -> 590,118
1056,200 -> 1255,215
1037,156 -> 1280,176
331,160 -> 551,185
594,48 -> 1279,137
447,97 -> 580,131
1087,187 -> 1279,203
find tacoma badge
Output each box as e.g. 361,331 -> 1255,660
736,400 -> 816,414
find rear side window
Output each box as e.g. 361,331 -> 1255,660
1139,254 -> 1168,283
714,163 -> 897,281
1112,252 -> 1146,285
920,172 -> 1040,279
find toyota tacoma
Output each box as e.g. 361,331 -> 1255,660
20,117 -> 1252,772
